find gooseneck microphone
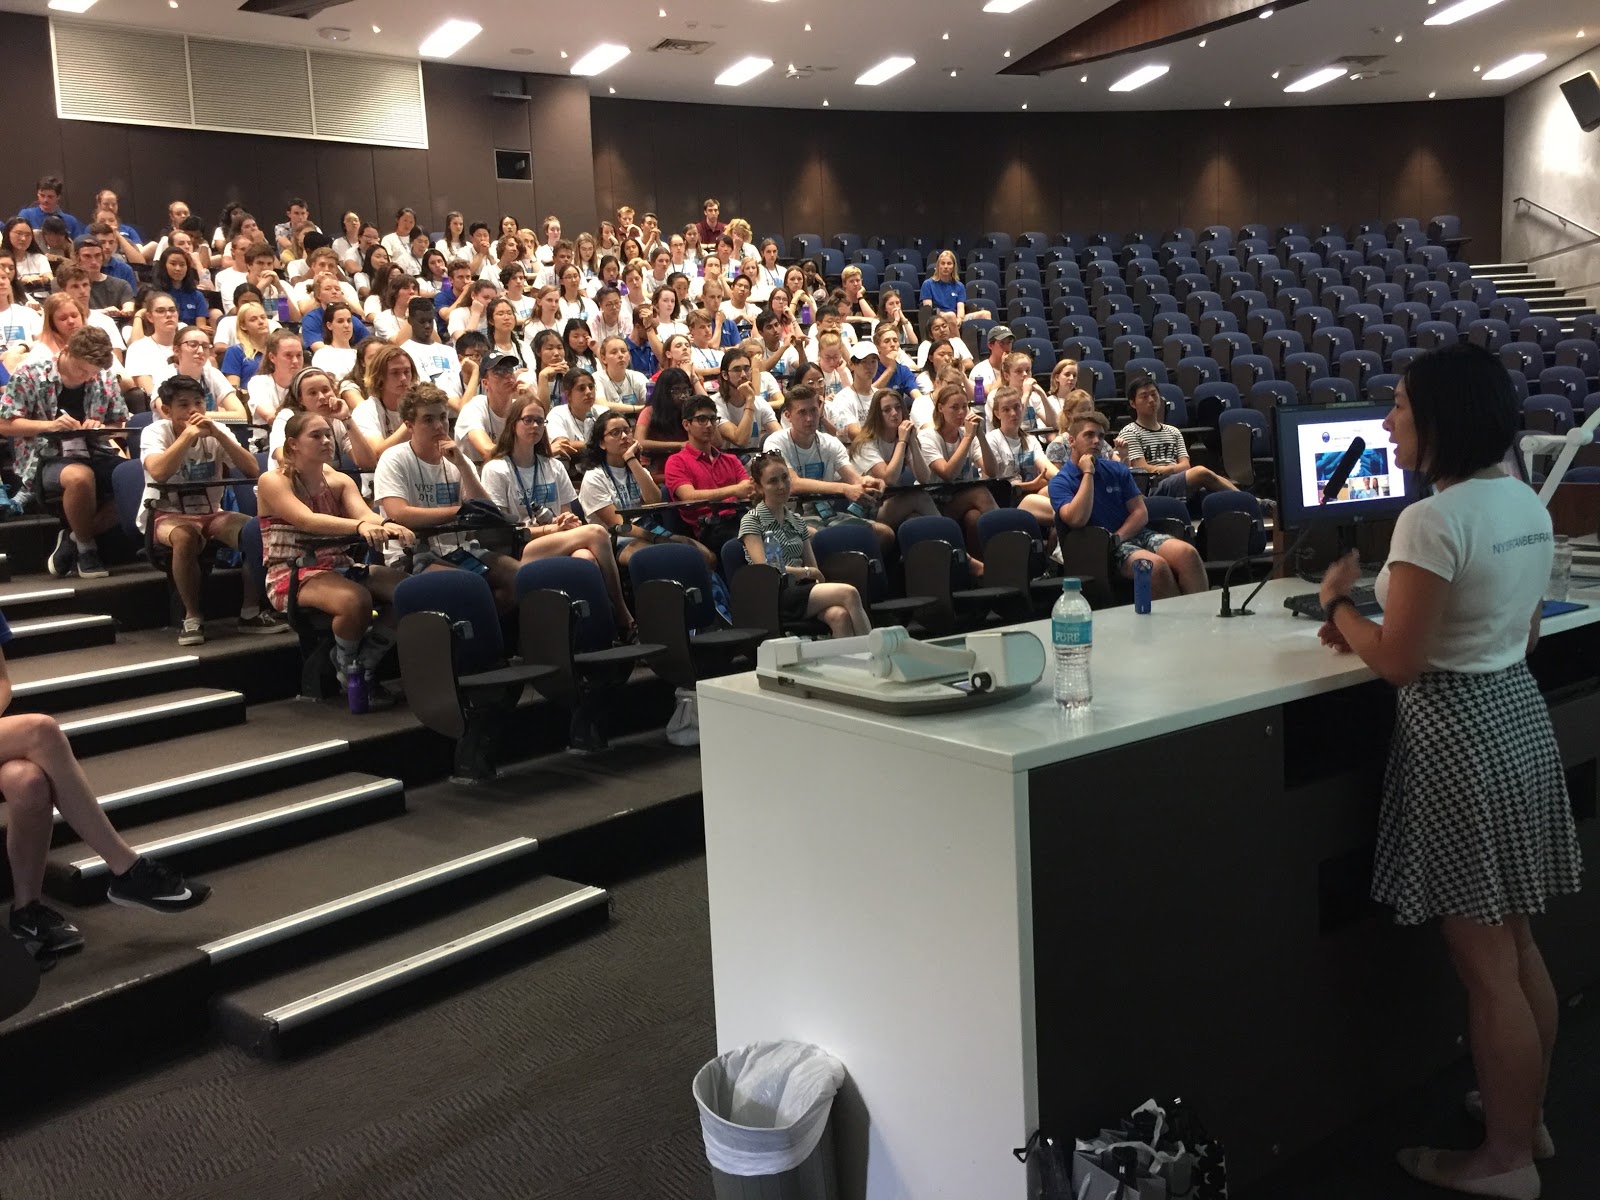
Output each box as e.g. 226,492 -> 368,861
1219,437 -> 1366,618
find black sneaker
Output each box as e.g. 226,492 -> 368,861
9,901 -> 85,957
105,856 -> 211,913
46,528 -> 76,578
75,544 -> 110,579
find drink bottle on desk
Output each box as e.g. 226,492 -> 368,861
1133,558 -> 1153,614
1549,535 -> 1572,602
1051,578 -> 1092,711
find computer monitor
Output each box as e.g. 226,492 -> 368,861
1274,401 -> 1420,528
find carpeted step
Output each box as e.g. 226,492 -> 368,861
4,613 -> 116,658
44,771 -> 406,905
5,648 -> 202,715
212,873 -> 608,1057
55,687 -> 246,758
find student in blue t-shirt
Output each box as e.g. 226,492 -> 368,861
1048,409 -> 1207,599
1,608 -> 211,961
155,246 -> 216,332
918,249 -> 991,329
868,323 -> 929,410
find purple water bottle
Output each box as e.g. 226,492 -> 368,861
1134,557 -> 1153,614
346,670 -> 368,714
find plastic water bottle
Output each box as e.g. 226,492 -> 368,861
346,670 -> 368,715
1133,558 -> 1153,614
1549,535 -> 1573,602
1051,578 -> 1093,711
763,531 -> 785,569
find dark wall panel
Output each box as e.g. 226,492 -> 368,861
314,143 -> 379,234
0,17 -> 63,206
525,74 -> 598,231
591,95 -> 1505,260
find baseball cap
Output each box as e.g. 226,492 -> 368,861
849,342 -> 880,362
485,353 -> 522,374
987,326 -> 1015,345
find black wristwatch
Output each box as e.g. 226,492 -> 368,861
1323,595 -> 1358,622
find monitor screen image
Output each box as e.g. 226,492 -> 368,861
1275,401 -> 1420,527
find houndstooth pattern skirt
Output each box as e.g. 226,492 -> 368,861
1373,661 -> 1583,926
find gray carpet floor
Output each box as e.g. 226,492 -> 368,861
3,851 -> 1595,1199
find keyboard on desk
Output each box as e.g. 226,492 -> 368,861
1284,584 -> 1380,620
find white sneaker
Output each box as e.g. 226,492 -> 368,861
665,687 -> 699,747
177,617 -> 205,646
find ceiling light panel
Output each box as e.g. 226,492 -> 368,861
715,56 -> 774,86
1284,66 -> 1349,92
47,0 -> 100,11
570,43 -> 630,76
1481,52 -> 1547,80
419,19 -> 481,59
982,0 -> 1036,12
1108,64 -> 1169,92
1424,0 -> 1509,26
856,56 -> 915,86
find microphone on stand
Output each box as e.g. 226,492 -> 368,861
1219,437 -> 1366,618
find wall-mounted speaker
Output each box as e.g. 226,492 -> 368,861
1560,71 -> 1600,133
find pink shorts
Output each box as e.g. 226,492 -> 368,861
152,510 -> 243,544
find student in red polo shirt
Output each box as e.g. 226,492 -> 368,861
663,394 -> 755,553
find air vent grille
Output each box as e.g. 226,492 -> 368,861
49,18 -> 426,149
650,38 -> 713,55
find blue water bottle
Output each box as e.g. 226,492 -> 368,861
1133,558 -> 1153,614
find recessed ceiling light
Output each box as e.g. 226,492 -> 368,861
822,99 -> 828,106
659,7 -> 666,15
949,69 -> 958,77
1003,49 -> 1011,58
1224,98 -> 1232,106
1259,7 -> 1273,17
1080,75 -> 1088,83
1271,69 -> 1281,79
167,0 -> 178,7
371,24 -> 381,33
1579,29 -> 1587,38
1284,66 -> 1349,92
419,18 -> 480,57
608,87 -> 616,94
1424,0 -> 1508,26
983,0 -> 1036,11
559,50 -> 568,59
1198,39 -> 1207,48
856,56 -> 915,86
1473,64 -> 1482,72
1021,102 -> 1028,109
803,23 -> 811,31
47,0 -> 99,11
1482,52 -> 1547,80
1394,34 -> 1403,43
942,32 -> 949,40
1109,63 -> 1170,92
1428,90 -> 1437,97
570,43 -> 630,76
716,56 -> 774,86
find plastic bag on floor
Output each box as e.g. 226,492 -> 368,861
693,1040 -> 846,1176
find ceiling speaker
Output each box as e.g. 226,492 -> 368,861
1560,71 -> 1600,133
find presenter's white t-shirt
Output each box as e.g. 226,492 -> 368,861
1376,473 -> 1552,674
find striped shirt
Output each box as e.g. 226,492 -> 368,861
1117,421 -> 1187,468
738,503 -> 810,567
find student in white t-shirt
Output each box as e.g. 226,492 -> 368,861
453,353 -> 520,463
917,311 -> 974,373
984,385 -> 1057,533
545,368 -> 609,468
576,409 -> 717,571
400,297 -> 468,403
477,393 -> 635,637
847,388 -> 940,528
141,374 -> 281,644
245,330 -> 304,425
148,326 -> 247,420
373,382 -> 520,611
0,256 -> 44,349
714,348 -> 780,451
123,292 -> 181,391
918,381 -> 1000,558
593,335 -> 647,416
827,342 -> 879,441
764,384 -> 891,550
266,366 -> 354,465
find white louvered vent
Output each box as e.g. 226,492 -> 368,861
309,50 -> 425,146
49,19 -> 427,150
189,38 -> 314,137
52,22 -> 193,126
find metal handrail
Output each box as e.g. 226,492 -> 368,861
1512,196 -> 1600,241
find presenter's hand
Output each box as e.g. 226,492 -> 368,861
1318,621 -> 1354,653
1318,549 -> 1361,610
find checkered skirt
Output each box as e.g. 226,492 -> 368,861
1374,661 -> 1583,926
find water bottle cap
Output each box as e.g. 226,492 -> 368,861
1061,577 -> 1081,591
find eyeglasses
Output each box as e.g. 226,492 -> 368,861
179,339 -> 210,350
686,414 -> 717,426
518,416 -> 546,427
604,426 -> 630,437
151,306 -> 178,316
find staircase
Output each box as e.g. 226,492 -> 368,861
1471,262 -> 1597,335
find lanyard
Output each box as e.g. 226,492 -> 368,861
510,457 -> 546,518
411,453 -> 455,506
605,462 -> 640,509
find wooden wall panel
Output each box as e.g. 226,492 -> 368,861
525,73 -> 598,230
314,143 -> 379,234
58,122 -> 134,222
0,18 -> 64,205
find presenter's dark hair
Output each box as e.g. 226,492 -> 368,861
1402,343 -> 1518,486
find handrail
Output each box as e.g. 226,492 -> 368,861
1512,196 -> 1600,241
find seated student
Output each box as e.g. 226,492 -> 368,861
479,394 -> 635,637
562,318 -> 599,375
752,308 -> 806,387
150,325 -> 247,421
917,311 -> 974,373
527,328 -> 572,409
984,385 -> 1058,533
545,368 -> 607,465
826,342 -> 879,442
850,388 -> 941,529
266,366 -> 353,466
446,278 -> 497,344
578,410 -> 716,569
309,302 -> 361,381
400,296 -> 472,403
918,382 -> 1000,560
1116,372 -> 1239,504
1046,389 -> 1110,468
999,348 -> 1058,432
589,284 -> 630,348
1049,357 -> 1080,409
837,265 -> 877,331
374,382 -> 521,612
970,325 -> 1012,395
714,348 -> 780,451
370,271 -> 418,343
0,253 -> 44,348
153,246 -> 215,332
1049,410 -> 1208,598
482,298 -> 527,371
664,394 -> 757,554
634,365 -> 693,483
765,383 -> 891,547
868,321 -> 929,412
51,264 -> 127,365
808,331 -> 852,432
0,327 -> 125,577
245,330 -> 305,425
685,311 -> 724,392
349,342 -> 415,480
920,249 -> 989,326
123,290 -> 181,393
739,451 -> 871,639
594,334 -> 648,416
73,235 -> 133,318
916,339 -> 959,412
258,410 -> 414,687
738,336 -> 787,416
140,375 -> 283,644
298,275 -> 370,352
5,610 -> 209,961
334,337 -> 378,413
454,352 -> 520,464
213,284 -> 274,362
220,302 -> 272,389
453,331 -> 490,402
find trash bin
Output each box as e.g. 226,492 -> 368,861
693,1040 -> 846,1200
